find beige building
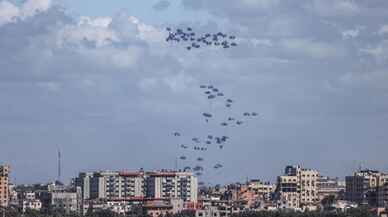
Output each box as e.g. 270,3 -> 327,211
0,165 -> 10,207
146,171 -> 198,203
276,165 -> 319,209
247,180 -> 275,201
75,171 -> 146,200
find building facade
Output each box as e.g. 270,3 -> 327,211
317,176 -> 345,201
276,165 -> 319,209
75,170 -> 197,203
146,171 -> 198,202
378,182 -> 388,208
51,191 -> 79,213
0,165 -> 10,207
75,171 -> 145,200
247,180 -> 275,201
22,199 -> 42,212
345,170 -> 388,207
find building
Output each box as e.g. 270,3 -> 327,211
146,171 -> 198,202
143,198 -> 184,217
345,169 -> 388,207
75,171 -> 146,200
51,191 -> 79,213
317,176 -> 345,201
378,182 -> 388,208
275,165 -> 319,209
247,179 -> 275,201
22,199 -> 42,212
196,206 -> 220,217
75,170 -> 198,203
0,165 -> 10,207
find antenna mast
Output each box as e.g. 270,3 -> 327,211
58,147 -> 61,182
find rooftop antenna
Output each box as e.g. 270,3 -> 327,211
175,157 -> 178,171
57,146 -> 61,182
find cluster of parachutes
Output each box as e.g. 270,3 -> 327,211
167,27 -> 257,186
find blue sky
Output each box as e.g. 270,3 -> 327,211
59,0 -> 211,24
1,0 -> 388,185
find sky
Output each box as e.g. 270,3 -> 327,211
1,0 -> 388,185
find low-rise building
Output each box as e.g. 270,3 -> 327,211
196,206 -> 220,217
51,191 -> 79,213
22,199 -> 42,212
143,198 -> 183,217
317,176 -> 345,201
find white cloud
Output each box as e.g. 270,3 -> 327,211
21,0 -> 51,17
240,0 -> 280,9
57,22 -> 119,48
360,40 -> 388,64
281,38 -> 343,59
378,25 -> 388,35
0,1 -> 20,26
308,0 -> 360,17
3,0 -> 388,184
342,28 -> 361,39
79,16 -> 112,28
0,0 -> 52,26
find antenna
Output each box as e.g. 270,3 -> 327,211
57,146 -> 61,182
175,157 -> 178,171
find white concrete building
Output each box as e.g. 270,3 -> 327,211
51,192 -> 79,213
146,171 -> 198,202
75,171 -> 145,200
22,199 -> 42,212
75,170 -> 198,203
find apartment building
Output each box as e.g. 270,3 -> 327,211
346,169 -> 388,207
75,171 -> 146,200
51,191 -> 79,213
75,170 -> 197,203
276,165 -> 319,209
146,171 -> 198,202
0,165 -> 10,207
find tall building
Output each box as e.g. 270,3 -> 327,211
146,171 -> 198,202
276,165 -> 319,209
75,170 -> 198,203
0,165 -> 10,207
345,169 -> 388,207
75,171 -> 145,200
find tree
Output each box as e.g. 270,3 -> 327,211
321,195 -> 336,211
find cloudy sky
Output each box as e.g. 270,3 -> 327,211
1,0 -> 388,185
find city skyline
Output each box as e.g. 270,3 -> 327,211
1,0 -> 388,185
